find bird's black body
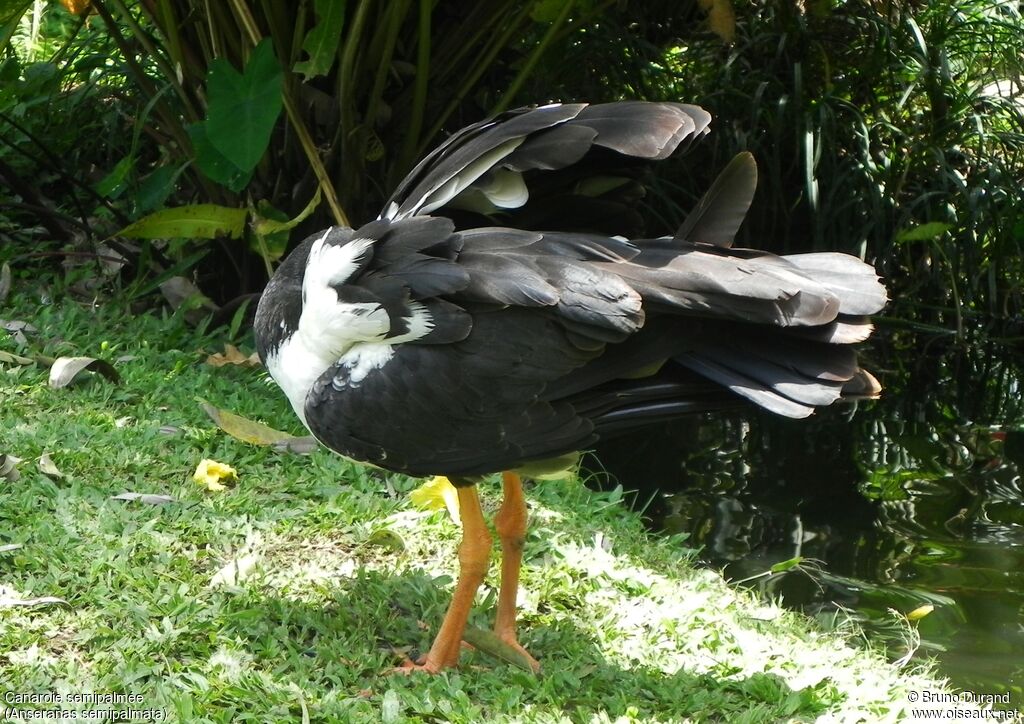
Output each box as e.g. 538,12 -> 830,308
255,102 -> 886,480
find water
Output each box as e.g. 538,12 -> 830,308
587,331 -> 1024,704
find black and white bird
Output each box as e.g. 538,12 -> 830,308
254,101 -> 887,673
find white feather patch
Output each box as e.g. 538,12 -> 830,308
335,343 -> 395,387
264,339 -> 326,427
387,301 -> 435,344
304,235 -> 375,296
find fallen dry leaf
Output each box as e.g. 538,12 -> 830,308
271,436 -> 319,454
200,399 -> 299,447
0,350 -> 36,366
38,453 -> 64,480
49,356 -> 120,388
1,319 -> 37,334
0,585 -> 69,609
160,276 -> 218,325
0,321 -> 33,351
193,458 -> 238,492
462,626 -> 539,674
1,453 -> 22,482
0,543 -> 23,553
206,344 -> 261,368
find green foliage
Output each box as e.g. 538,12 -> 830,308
292,0 -> 345,81
200,39 -> 283,181
1,0 -> 1022,332
660,0 -> 1024,327
0,0 -> 578,300
118,204 -> 247,240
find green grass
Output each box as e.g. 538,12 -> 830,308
1,298 -> 974,722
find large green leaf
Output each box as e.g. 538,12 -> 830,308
188,122 -> 253,192
205,39 -> 283,173
117,205 -> 247,240
293,0 -> 346,80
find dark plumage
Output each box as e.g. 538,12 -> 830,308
254,101 -> 886,673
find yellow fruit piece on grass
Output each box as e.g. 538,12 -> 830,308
410,476 -> 461,524
193,459 -> 238,492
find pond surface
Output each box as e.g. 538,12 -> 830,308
587,329 -> 1024,705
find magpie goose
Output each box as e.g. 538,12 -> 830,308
254,101 -> 887,673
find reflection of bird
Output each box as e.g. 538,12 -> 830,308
254,102 -> 887,673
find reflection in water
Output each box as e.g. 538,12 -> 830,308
587,333 -> 1024,705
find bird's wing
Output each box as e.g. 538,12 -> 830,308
381,102 -> 712,233
304,306 -> 601,477
296,215 -> 885,475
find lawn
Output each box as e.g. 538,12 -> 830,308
1,297 -> 975,722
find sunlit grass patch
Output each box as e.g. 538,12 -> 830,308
0,299 -> 978,722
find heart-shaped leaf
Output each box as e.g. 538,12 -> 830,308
205,39 -> 283,173
188,121 -> 253,192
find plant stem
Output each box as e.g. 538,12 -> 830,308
398,0 -> 432,173
491,0 -> 575,114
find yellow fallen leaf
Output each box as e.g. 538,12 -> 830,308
193,459 -> 238,492
409,476 -> 460,524
199,399 -> 295,446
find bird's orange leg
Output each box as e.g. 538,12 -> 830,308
399,484 -> 492,673
492,471 -> 541,672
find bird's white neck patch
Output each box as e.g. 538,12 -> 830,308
262,226 -> 434,427
264,332 -> 333,428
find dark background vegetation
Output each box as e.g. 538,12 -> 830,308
2,0 -> 1022,338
